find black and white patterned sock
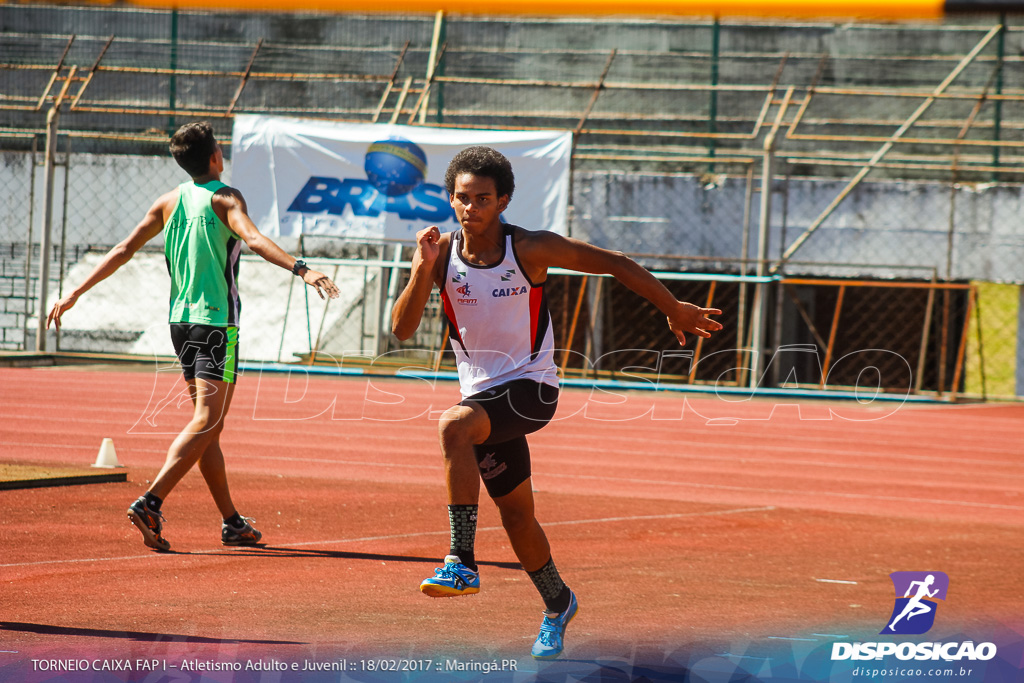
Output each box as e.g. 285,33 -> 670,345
528,556 -> 571,613
448,504 -> 478,571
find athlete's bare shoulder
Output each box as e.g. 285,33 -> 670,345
512,225 -> 565,258
154,187 -> 180,208
208,185 -> 251,228
151,188 -> 181,223
509,226 -> 559,282
512,225 -> 557,245
211,184 -> 245,208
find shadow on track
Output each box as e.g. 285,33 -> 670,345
182,546 -> 522,570
0,622 -> 305,645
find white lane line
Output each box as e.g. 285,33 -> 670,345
815,579 -> 858,584
0,552 -> 174,569
542,505 -> 775,527
0,505 -> 774,570
5,439 -> 1020,512
5,437 -> 1022,474
9,438 -> 1024,491
8,439 -> 1020,512
265,505 -> 776,551
0,445 -> 443,468
767,636 -> 820,642
540,471 -> 1024,512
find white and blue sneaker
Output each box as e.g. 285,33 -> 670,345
531,589 -> 579,660
419,555 -> 480,597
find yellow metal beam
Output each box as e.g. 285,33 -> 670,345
121,0 -> 950,19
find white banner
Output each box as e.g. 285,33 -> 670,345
230,115 -> 572,240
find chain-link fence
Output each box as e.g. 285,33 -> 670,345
2,6 -> 1022,397
382,268 -> 985,397
3,8 -> 1024,173
3,141 -> 1019,397
0,146 -> 36,351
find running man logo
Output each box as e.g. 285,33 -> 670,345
478,452 -> 507,480
881,571 -> 949,635
455,282 -> 477,306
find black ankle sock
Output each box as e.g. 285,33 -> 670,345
528,557 -> 571,613
448,504 -> 478,571
545,585 -> 572,614
224,512 -> 244,528
143,492 -> 163,512
451,551 -> 477,572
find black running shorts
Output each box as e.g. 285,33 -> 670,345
169,323 -> 239,384
460,379 -> 559,498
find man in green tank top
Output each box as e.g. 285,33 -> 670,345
47,121 -> 339,552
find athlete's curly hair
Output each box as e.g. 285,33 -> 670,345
170,121 -> 218,178
444,146 -> 515,200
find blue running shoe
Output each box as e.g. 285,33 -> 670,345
419,555 -> 480,597
531,590 -> 579,660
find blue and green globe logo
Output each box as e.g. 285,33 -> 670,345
364,138 -> 428,197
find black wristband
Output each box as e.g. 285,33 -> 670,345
292,259 -> 307,276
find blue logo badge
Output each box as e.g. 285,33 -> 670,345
881,571 -> 949,635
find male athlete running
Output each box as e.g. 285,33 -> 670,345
392,146 -> 722,659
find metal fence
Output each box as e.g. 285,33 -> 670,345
0,140 -> 1019,398
3,9 -> 1024,177
0,147 -> 36,350
1,6 -> 1022,398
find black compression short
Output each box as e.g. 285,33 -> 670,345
461,379 -> 559,498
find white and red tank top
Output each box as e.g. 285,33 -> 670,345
440,224 -> 559,397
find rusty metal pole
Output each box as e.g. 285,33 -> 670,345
35,105 -> 60,352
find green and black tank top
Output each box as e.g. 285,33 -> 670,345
163,180 -> 242,327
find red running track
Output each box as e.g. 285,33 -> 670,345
1,365 -> 1022,676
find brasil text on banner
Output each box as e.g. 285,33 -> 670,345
230,115 -> 573,240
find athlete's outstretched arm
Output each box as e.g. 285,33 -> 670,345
47,193 -> 172,329
392,225 -> 444,341
520,230 -> 723,347
214,187 -> 339,300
